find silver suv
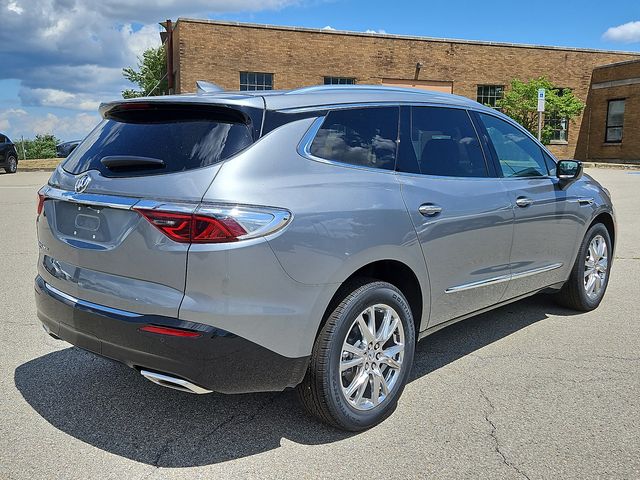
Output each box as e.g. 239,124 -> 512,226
36,85 -> 615,430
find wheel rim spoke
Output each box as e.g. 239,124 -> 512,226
584,234 -> 608,299
340,303 -> 405,411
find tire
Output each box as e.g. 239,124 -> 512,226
4,155 -> 17,174
556,223 -> 612,311
297,279 -> 416,431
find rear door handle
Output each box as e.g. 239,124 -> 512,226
515,197 -> 533,208
419,204 -> 442,217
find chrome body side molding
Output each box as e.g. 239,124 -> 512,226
445,263 -> 563,294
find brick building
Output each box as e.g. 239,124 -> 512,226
575,59 -> 640,163
166,18 -> 640,162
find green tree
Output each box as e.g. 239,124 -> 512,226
496,77 -> 585,144
122,45 -> 168,98
22,134 -> 60,159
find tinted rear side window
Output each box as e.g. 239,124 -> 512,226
63,106 -> 254,177
309,107 -> 398,170
397,106 -> 488,177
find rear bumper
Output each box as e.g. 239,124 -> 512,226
35,275 -> 309,394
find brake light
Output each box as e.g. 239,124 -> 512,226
134,204 -> 290,244
139,325 -> 202,338
37,193 -> 46,215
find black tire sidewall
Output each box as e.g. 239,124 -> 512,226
324,283 -> 415,430
575,224 -> 612,309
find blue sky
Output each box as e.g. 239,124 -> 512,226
0,0 -> 638,142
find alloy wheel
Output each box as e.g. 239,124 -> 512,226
584,234 -> 608,299
339,304 -> 405,411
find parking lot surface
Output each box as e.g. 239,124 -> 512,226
1,169 -> 638,480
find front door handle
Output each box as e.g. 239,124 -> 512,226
419,204 -> 442,217
515,197 -> 533,208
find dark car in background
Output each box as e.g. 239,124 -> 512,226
0,133 -> 18,173
56,140 -> 81,158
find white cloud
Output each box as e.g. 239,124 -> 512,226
0,108 -> 100,141
603,21 -> 640,43
0,0 -> 309,140
365,29 -> 387,34
321,25 -> 335,30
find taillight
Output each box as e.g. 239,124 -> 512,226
135,204 -> 290,244
37,193 -> 46,215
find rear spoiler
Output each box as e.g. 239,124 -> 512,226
98,96 -> 266,139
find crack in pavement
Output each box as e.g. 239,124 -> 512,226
151,393 -> 280,469
479,388 -> 532,480
195,393 -> 280,450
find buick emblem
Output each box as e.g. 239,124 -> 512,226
74,174 -> 91,193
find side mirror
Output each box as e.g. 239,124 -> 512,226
557,160 -> 583,186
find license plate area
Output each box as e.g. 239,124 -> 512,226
50,200 -> 138,248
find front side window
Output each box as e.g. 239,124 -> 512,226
606,99 -> 625,143
479,113 -> 548,178
477,85 -> 504,109
397,106 -> 488,177
309,107 -> 398,170
240,72 -> 273,91
0,135 -> 6,143
324,77 -> 356,85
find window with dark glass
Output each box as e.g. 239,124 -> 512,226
63,106 -> 254,177
605,99 -> 625,143
324,77 -> 356,85
397,106 -> 488,177
239,72 -> 273,91
544,88 -> 569,142
479,113 -> 548,177
545,114 -> 569,142
476,85 -> 504,109
309,107 -> 398,170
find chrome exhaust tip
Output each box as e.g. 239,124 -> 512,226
140,369 -> 212,394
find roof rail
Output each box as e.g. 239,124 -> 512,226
284,84 -> 431,95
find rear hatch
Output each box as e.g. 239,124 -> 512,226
37,99 -> 263,318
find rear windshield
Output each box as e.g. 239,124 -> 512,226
63,105 -> 254,177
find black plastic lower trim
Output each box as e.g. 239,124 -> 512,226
35,276 -> 309,394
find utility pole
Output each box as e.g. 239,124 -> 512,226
160,20 -> 174,95
20,135 -> 26,160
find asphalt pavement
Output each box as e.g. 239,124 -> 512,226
0,169 -> 638,479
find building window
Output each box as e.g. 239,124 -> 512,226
544,88 -> 569,143
477,85 -> 504,109
240,72 -> 273,91
324,76 -> 356,85
545,115 -> 568,143
605,99 -> 625,143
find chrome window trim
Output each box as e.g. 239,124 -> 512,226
445,263 -> 563,294
43,281 -> 142,318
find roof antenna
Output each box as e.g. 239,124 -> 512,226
196,81 -> 223,94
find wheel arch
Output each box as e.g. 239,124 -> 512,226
317,259 -> 425,343
589,211 -> 615,255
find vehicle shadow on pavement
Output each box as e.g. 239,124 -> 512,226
14,294 -> 577,467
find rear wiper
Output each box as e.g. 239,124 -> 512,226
100,156 -> 165,171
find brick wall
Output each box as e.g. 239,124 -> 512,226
575,60 -> 640,163
173,19 -> 640,160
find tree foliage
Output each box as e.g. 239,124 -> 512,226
22,134 -> 60,159
122,45 -> 168,98
496,77 -> 585,144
